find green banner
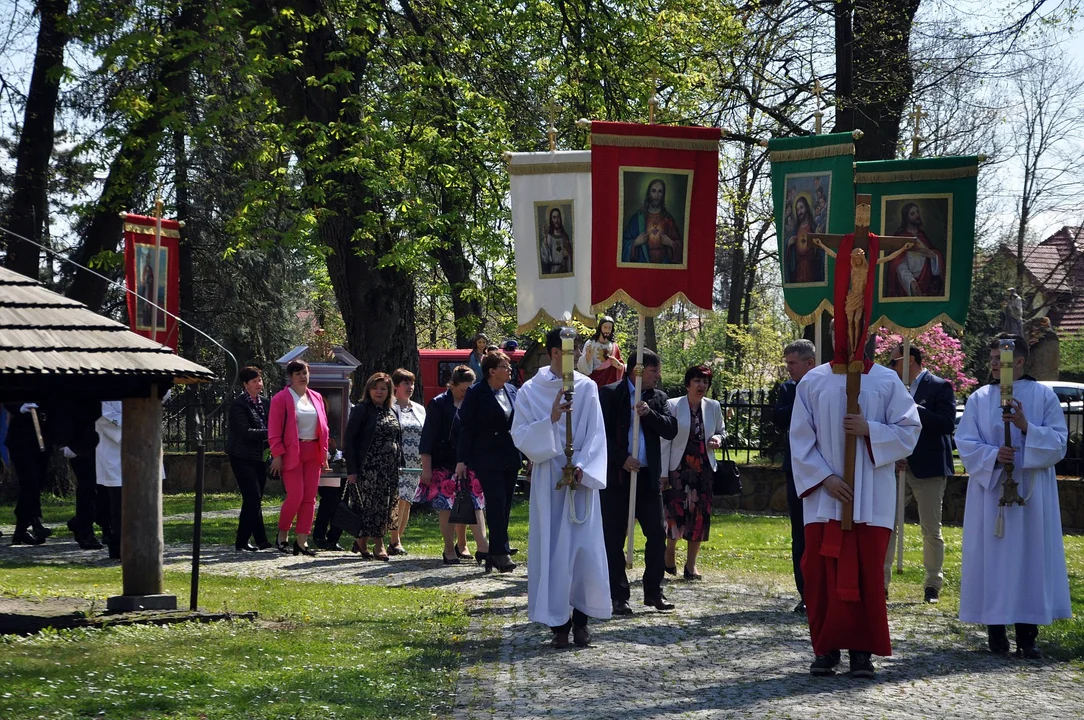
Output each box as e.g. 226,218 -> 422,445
856,156 -> 979,333
769,133 -> 858,324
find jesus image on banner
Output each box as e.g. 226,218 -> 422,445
535,201 -> 574,278
782,172 -> 829,286
879,195 -> 950,301
135,245 -> 169,331
618,169 -> 691,268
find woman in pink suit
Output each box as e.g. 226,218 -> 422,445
269,359 -> 330,556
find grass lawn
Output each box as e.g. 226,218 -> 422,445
0,491 -> 1082,718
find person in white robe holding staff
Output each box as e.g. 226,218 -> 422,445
956,333 -> 1072,658
511,327 -> 611,649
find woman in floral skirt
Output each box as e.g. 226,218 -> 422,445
417,365 -> 490,564
661,365 -> 725,580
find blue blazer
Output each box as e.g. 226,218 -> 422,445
907,371 -> 956,478
455,381 -> 522,472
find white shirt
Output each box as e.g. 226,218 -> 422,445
290,388 -> 318,440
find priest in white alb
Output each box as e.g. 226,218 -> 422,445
790,360 -> 921,679
956,334 -> 1071,658
511,327 -> 611,649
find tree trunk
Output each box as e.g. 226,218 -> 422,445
433,243 -> 484,348
2,0 -> 69,280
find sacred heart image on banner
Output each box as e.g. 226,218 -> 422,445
134,245 -> 170,330
781,172 -> 830,287
878,194 -> 951,301
618,168 -> 692,268
535,201 -> 575,278
124,213 -> 181,350
590,121 -> 721,315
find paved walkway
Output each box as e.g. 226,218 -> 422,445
3,539 -> 1082,719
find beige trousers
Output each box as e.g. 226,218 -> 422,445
884,469 -> 946,590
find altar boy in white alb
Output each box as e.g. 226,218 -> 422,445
511,327 -> 611,649
956,334 -> 1071,658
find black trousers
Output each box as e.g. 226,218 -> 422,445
600,469 -> 666,602
477,468 -> 517,555
229,455 -> 269,546
8,444 -> 46,526
70,455 -> 97,536
550,608 -> 590,631
312,485 -> 344,543
104,486 -> 122,558
785,467 -> 805,599
95,485 -> 112,535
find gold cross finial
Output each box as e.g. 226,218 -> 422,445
812,79 -> 824,134
546,100 -> 562,152
648,73 -> 658,125
909,104 -> 928,158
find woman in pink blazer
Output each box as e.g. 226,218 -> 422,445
269,359 -> 330,556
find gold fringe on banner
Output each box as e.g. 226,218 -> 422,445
770,144 -> 854,163
870,313 -> 964,336
516,305 -> 597,334
855,166 -> 978,184
124,222 -> 180,239
783,298 -> 835,326
589,290 -> 711,318
590,134 -> 720,152
508,162 -> 592,176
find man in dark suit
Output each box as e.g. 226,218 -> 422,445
3,402 -> 53,545
884,344 -> 956,603
599,348 -> 678,614
774,339 -> 817,614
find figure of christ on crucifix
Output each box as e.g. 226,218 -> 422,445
807,194 -> 916,529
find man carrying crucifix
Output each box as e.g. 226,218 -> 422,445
790,198 -> 922,679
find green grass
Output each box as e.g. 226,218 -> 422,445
0,569 -> 467,719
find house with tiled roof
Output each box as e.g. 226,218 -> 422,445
990,226 -> 1084,334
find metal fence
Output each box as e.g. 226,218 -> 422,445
162,385 -> 1084,478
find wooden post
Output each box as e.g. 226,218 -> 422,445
108,384 -> 177,611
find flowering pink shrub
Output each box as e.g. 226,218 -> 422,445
874,325 -> 978,396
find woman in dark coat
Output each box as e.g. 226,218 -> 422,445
226,366 -> 273,551
345,372 -> 403,561
455,351 -> 521,573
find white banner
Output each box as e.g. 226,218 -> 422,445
510,150 -> 594,332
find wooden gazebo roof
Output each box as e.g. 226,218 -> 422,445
0,266 -> 213,402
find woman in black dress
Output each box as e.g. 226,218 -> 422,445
344,372 -> 403,561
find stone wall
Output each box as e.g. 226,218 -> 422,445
163,453 -> 285,496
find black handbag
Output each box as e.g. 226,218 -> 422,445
713,438 -> 742,496
448,475 -> 477,525
332,483 -> 366,538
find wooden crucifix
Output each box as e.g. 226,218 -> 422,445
809,193 -> 915,530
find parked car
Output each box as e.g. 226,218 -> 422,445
417,348 -> 527,404
1038,381 -> 1084,439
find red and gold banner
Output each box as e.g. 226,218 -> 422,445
123,214 -> 181,350
589,121 -> 721,315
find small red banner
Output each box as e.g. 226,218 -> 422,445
590,121 -> 721,314
123,214 -> 181,350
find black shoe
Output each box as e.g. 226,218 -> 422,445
1016,645 -> 1043,659
388,544 -> 407,556
551,628 -> 570,649
292,541 -> 317,557
507,547 -> 519,556
988,625 -> 1010,654
77,534 -> 104,550
810,650 -> 841,676
276,541 -> 291,554
11,528 -> 44,546
572,625 -> 590,647
67,517 -> 79,534
664,565 -> 677,576
442,551 -> 462,565
924,586 -> 940,604
236,543 -> 259,552
318,540 -> 345,551
848,651 -> 875,679
793,600 -> 807,614
486,554 -> 516,573
31,520 -> 52,538
474,551 -> 487,565
612,600 -> 633,616
255,541 -> 275,550
455,545 -> 472,560
683,565 -> 702,581
644,594 -> 675,611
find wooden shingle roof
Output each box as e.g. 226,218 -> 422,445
0,266 -> 213,383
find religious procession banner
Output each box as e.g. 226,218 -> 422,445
857,156 -> 980,333
509,151 -> 594,332
589,121 -> 721,314
769,132 -> 859,324
123,213 -> 181,350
